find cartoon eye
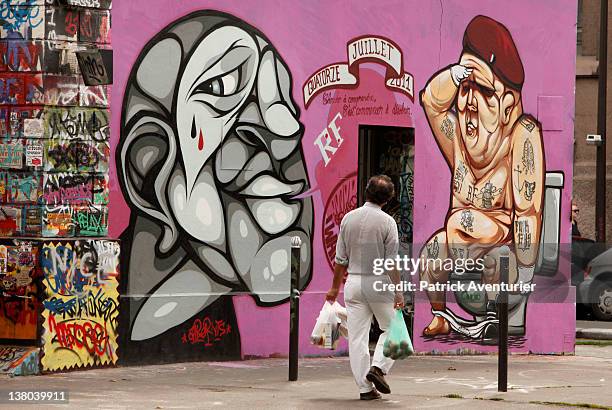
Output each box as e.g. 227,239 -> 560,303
480,85 -> 496,99
194,66 -> 242,96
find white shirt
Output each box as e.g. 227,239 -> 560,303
335,202 -> 399,275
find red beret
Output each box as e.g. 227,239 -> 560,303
462,15 -> 524,91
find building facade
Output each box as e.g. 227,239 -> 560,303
574,0 -> 612,243
0,0 -> 117,375
111,0 -> 577,364
1,0 -> 578,373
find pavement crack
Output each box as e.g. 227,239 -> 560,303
197,384 -> 277,392
520,384 -> 605,390
529,400 -> 612,409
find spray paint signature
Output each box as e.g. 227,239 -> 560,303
0,1 -> 43,32
181,316 -> 231,347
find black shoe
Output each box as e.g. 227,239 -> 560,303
482,322 -> 499,345
366,366 -> 391,394
482,301 -> 499,345
360,389 -> 382,401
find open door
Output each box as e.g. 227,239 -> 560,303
358,125 -> 415,255
358,125 -> 415,340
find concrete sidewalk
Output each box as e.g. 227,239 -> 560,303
576,320 -> 612,340
2,345 -> 612,409
577,328 -> 612,340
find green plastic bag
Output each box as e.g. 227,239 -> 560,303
383,309 -> 414,360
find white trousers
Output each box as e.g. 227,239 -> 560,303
344,274 -> 395,393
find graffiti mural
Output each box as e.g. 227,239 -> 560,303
40,240 -> 120,371
0,1 -> 44,40
0,39 -> 43,72
0,72 -> 43,104
45,106 -> 110,143
0,0 -> 115,373
7,172 -> 40,202
45,5 -> 79,42
78,9 -> 111,44
0,241 -> 40,340
0,105 -> 44,138
0,345 -> 39,376
107,0 -> 576,360
116,10 -> 313,363
42,173 -> 92,204
374,128 -> 414,248
79,83 -> 110,108
418,15 -> 564,346
322,173 -> 358,271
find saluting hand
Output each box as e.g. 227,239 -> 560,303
450,64 -> 473,85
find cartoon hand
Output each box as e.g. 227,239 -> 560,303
450,64 -> 473,86
483,254 -> 497,282
483,246 -> 513,282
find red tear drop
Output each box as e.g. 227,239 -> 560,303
198,129 -> 204,151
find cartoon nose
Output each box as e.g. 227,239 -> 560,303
257,50 -> 300,138
233,49 -> 302,162
467,87 -> 477,111
236,116 -> 299,161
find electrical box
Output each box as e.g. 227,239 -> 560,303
586,134 -> 603,146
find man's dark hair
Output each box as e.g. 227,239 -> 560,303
365,175 -> 395,205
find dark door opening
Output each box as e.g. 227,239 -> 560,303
358,125 -> 415,341
358,125 -> 415,253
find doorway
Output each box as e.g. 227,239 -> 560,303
358,125 -> 415,340
358,125 -> 415,255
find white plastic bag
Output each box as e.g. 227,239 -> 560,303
332,302 -> 348,338
310,301 -> 341,349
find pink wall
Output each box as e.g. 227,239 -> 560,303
112,0 -> 577,359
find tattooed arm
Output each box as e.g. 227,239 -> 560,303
420,65 -> 469,168
511,115 -> 545,281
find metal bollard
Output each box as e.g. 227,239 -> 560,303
498,246 -> 510,392
289,236 -> 302,381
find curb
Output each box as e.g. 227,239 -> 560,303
576,328 -> 612,340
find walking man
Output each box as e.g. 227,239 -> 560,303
571,202 -> 581,237
326,175 -> 404,400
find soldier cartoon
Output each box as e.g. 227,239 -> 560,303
419,15 -> 545,344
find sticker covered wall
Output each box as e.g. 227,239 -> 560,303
0,0 -> 112,242
0,0 -> 115,374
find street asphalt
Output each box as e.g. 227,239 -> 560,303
1,344 -> 611,409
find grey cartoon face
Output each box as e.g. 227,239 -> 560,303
174,26 -> 259,204
120,14 -> 313,340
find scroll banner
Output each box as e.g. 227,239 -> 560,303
303,35 -> 414,108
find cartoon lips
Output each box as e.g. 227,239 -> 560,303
466,110 -> 478,138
